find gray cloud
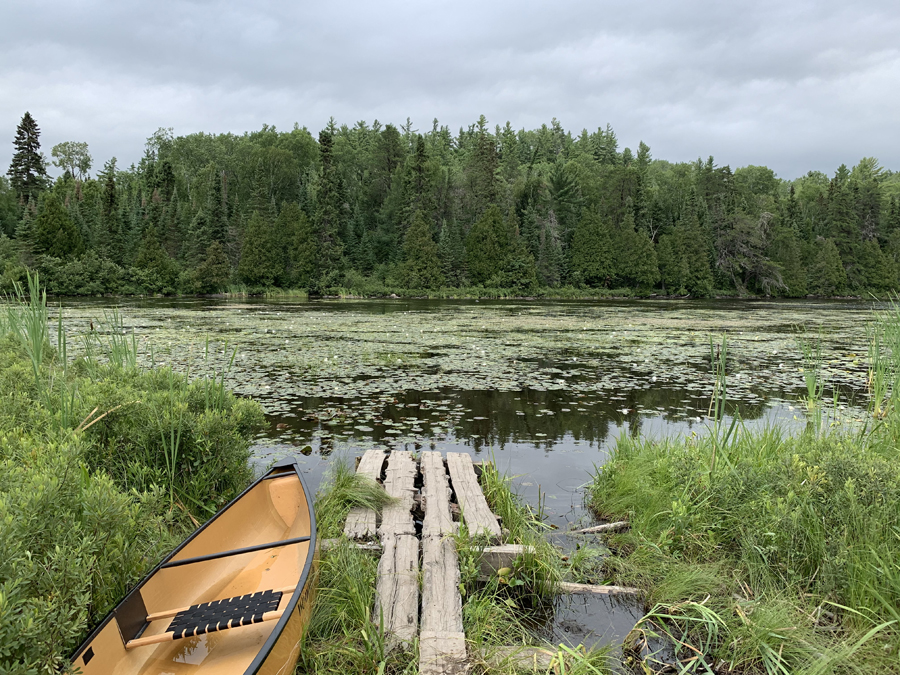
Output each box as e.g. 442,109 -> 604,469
2,0 -> 898,179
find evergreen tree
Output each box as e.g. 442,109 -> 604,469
826,165 -> 860,286
570,212 -> 613,286
292,209 -> 319,288
536,215 -> 563,287
189,241 -> 231,293
465,205 -> 507,285
857,239 -> 895,293
438,219 -> 466,287
133,225 -> 179,293
494,209 -> 537,291
208,168 -> 228,244
615,212 -> 659,289
809,238 -> 847,295
32,192 -> 83,258
238,211 -> 283,286
400,210 -> 444,289
656,234 -> 683,294
767,227 -> 807,297
314,130 -> 345,283
7,112 -> 48,203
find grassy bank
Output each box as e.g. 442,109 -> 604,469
0,274 -> 264,673
589,321 -> 900,673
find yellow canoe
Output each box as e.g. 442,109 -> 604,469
71,457 -> 317,675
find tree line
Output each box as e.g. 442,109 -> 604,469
3,111 -> 900,297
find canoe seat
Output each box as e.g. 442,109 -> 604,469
167,590 -> 283,639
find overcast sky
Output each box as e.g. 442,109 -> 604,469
2,0 -> 898,180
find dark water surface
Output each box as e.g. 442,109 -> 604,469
57,296 -> 878,648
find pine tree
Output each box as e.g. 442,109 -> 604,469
570,212 -> 613,286
495,209 -> 537,291
208,168 -> 228,244
132,226 -> 178,293
536,216 -> 563,287
7,112 -> 48,203
857,239 -> 895,293
826,165 -> 860,286
400,211 -> 444,289
32,192 -> 83,258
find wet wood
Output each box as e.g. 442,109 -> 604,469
568,520 -> 630,535
558,581 -> 643,596
446,452 -> 501,540
420,451 -> 466,673
344,449 -> 387,540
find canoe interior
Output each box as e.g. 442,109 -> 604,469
73,468 -> 315,675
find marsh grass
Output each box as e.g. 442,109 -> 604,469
0,275 -> 261,671
591,318 -> 900,673
314,456 -> 395,539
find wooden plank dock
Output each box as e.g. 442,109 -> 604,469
339,449 -> 633,673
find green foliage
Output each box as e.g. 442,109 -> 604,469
238,211 -> 283,287
810,237 -> 848,295
32,193 -> 83,259
399,210 -> 444,289
590,414 -> 900,672
571,211 -> 614,286
0,287 -> 263,671
2,115 -> 898,298
7,112 -> 48,203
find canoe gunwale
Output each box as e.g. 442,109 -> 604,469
69,456 -> 317,675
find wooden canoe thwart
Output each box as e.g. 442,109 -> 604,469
70,457 -> 317,675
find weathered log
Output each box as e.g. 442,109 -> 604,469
568,520 -> 630,535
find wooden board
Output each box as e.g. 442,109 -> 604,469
558,581 -> 643,596
374,451 -> 420,647
374,534 -> 419,646
420,452 -> 466,673
344,449 -> 386,540
478,544 -> 532,577
421,451 -> 454,538
378,451 -> 417,538
446,452 -> 501,540
420,631 -> 467,675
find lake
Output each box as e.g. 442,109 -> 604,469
57,296 -> 878,530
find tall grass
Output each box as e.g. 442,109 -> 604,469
590,315 -> 900,673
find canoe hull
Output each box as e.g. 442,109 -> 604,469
70,457 -> 316,675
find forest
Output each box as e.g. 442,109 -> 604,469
3,111 -> 900,298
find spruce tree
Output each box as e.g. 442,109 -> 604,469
857,239 -> 895,293
570,212 -> 613,287
496,209 -> 537,291
400,210 -> 444,289
536,217 -> 563,287
32,192 -> 83,258
615,212 -> 659,289
7,112 -> 48,203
